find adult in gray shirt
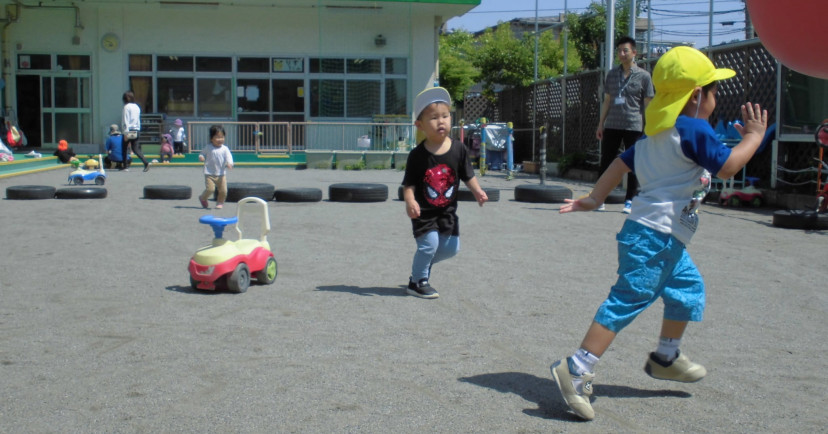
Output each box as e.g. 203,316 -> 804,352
596,36 -> 654,212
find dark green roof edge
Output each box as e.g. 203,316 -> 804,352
343,0 -> 479,4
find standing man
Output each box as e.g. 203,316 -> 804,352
596,36 -> 654,213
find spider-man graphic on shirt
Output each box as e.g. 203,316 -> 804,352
423,163 -> 456,207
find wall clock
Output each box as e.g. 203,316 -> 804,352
101,33 -> 120,52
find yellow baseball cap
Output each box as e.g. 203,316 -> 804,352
644,46 -> 736,136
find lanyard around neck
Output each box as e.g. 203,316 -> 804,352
618,67 -> 633,97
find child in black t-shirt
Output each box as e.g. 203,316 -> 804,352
401,87 -> 488,299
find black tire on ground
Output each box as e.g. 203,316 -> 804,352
144,185 -> 192,200
514,184 -> 573,203
225,182 -> 275,203
329,183 -> 388,202
772,210 -> 828,230
457,187 -> 500,202
397,185 -> 405,201
6,185 -> 56,200
605,189 -> 626,204
273,187 -> 323,203
54,187 -> 107,199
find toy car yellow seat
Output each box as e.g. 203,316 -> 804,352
85,158 -> 99,169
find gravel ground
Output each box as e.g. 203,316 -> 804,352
1,166 -> 826,433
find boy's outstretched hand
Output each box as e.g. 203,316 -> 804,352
733,102 -> 767,139
560,196 -> 599,213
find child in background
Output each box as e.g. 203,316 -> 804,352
401,87 -> 488,299
104,124 -> 128,170
159,134 -> 174,163
53,139 -> 78,164
551,46 -> 768,421
171,118 -> 187,154
198,125 -> 234,209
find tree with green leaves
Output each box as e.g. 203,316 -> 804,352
449,23 -> 581,101
438,29 -> 479,107
567,0 -> 639,70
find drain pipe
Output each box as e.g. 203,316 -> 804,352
1,2 -> 21,116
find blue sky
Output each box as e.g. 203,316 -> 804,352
445,0 -> 749,49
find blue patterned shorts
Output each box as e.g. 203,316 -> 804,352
594,220 -> 705,333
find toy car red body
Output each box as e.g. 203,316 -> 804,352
188,197 -> 277,293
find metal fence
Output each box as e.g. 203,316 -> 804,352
185,121 -> 416,153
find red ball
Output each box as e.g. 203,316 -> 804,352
746,0 -> 828,79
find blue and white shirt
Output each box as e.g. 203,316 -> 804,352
620,115 -> 732,244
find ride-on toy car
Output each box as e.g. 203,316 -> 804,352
188,197 -> 277,292
719,176 -> 764,207
68,154 -> 106,185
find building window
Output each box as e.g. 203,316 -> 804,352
310,58 -> 344,73
18,54 -> 51,70
385,78 -> 407,115
158,77 -> 194,116
197,78 -> 232,117
310,79 -> 344,117
196,56 -> 232,72
129,55 -> 153,71
238,57 -> 269,73
129,76 -> 154,114
347,58 -> 381,74
57,55 -> 91,71
347,80 -> 380,117
385,58 -> 407,75
157,56 -> 194,72
127,54 -> 406,120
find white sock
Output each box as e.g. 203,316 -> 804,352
655,337 -> 681,362
571,348 -> 599,375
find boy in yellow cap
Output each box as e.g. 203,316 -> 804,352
551,46 -> 768,420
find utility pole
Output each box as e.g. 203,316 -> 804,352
743,0 -> 754,39
605,0 -> 615,72
629,0 -> 636,39
531,0 -> 539,163
708,0 -> 714,51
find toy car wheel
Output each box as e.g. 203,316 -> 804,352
228,263 -> 250,293
729,196 -> 742,207
6,185 -> 56,200
94,176 -> 105,186
514,184 -> 573,203
72,177 -> 84,185
751,197 -> 763,207
190,275 -> 200,290
255,257 -> 278,284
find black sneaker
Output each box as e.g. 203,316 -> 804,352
407,278 -> 439,299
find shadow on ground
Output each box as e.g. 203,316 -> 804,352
459,371 -> 691,421
316,284 -> 408,297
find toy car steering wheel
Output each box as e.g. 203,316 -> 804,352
199,215 -> 239,239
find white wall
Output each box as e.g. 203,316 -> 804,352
0,0 -> 470,145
